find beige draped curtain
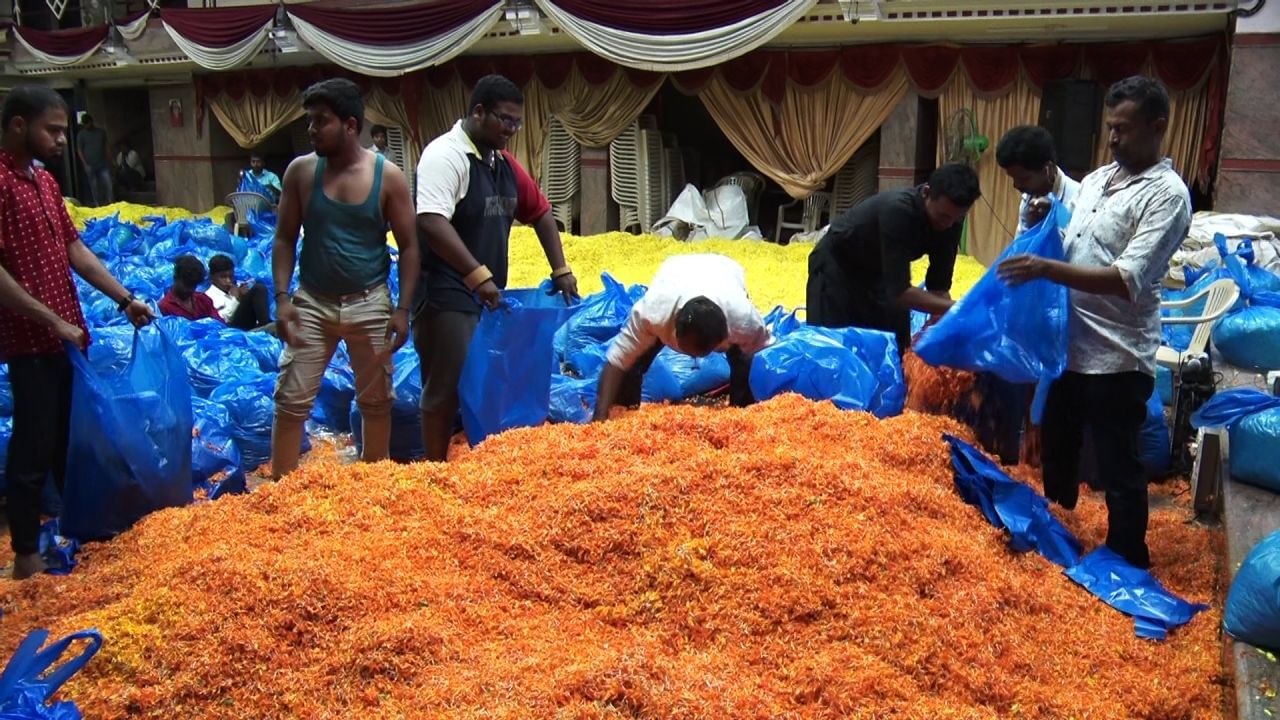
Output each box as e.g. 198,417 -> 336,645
208,90 -> 304,149
508,67 -> 664,186
696,70 -> 908,199
938,69 -> 1041,266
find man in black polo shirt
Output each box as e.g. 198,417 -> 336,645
806,163 -> 980,351
414,74 -> 578,461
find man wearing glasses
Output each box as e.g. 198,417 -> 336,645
414,74 -> 578,461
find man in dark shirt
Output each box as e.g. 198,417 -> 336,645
159,254 -> 222,322
413,75 -> 577,461
0,86 -> 153,579
806,163 -> 981,350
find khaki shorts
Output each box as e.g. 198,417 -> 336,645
274,284 -> 393,422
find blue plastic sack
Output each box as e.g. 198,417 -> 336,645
655,348 -> 730,398
63,327 -> 193,540
36,520 -> 78,577
945,434 -> 1082,568
750,325 -> 905,417
0,629 -> 102,720
553,273 -> 645,362
191,398 -> 246,500
946,434 -> 1207,638
313,362 -> 355,433
460,291 -> 579,445
1140,390 -> 1171,478
1223,529 -> 1280,649
1156,365 -> 1174,407
1065,546 -> 1210,640
1213,291 -> 1280,372
350,346 -> 423,462
750,326 -> 877,412
0,364 -> 11,416
915,198 -> 1071,385
210,374 -> 308,472
1192,388 -> 1280,492
549,373 -> 596,424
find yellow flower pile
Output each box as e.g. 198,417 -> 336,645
64,201 -> 232,231
507,227 -> 988,311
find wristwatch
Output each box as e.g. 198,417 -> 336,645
117,293 -> 135,312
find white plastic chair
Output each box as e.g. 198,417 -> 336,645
226,191 -> 271,237
775,191 -> 832,243
1156,278 -> 1240,370
715,171 -> 766,226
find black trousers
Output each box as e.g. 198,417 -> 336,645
5,353 -> 73,555
617,343 -> 755,408
806,249 -> 909,352
228,283 -> 272,330
1041,370 -> 1155,568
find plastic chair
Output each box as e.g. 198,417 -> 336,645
715,171 -> 766,225
226,192 -> 271,237
775,191 -> 832,243
1156,278 -> 1241,370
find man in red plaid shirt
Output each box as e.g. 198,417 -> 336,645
0,86 -> 153,579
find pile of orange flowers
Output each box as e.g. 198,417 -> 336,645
902,350 -> 978,415
1,396 -> 1224,719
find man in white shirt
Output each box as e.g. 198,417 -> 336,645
999,76 -> 1191,569
206,254 -> 273,331
593,254 -> 772,421
995,125 -> 1082,234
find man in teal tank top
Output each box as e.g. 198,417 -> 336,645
269,78 -> 420,479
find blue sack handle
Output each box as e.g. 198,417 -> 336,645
0,629 -> 103,704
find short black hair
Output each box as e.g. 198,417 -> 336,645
303,78 -> 364,133
208,254 -> 234,276
1105,75 -> 1170,124
1,85 -> 68,133
174,254 -> 206,288
675,297 -> 728,355
469,75 -> 523,113
370,124 -> 387,137
996,125 -> 1057,171
249,150 -> 264,161
927,163 -> 981,208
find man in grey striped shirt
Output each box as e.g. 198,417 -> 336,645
998,76 -> 1191,569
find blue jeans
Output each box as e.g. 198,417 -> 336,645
86,166 -> 113,206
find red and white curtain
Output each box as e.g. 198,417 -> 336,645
159,6 -> 276,71
286,0 -> 503,78
534,0 -> 818,72
12,25 -> 109,66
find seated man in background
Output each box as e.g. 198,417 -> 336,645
159,255 -> 222,322
238,151 -> 281,204
995,125 -> 1082,233
593,254 -> 772,421
206,254 -> 273,331
114,138 -> 146,193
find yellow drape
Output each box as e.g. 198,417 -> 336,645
696,71 -> 909,199
938,69 -> 1041,266
208,90 -> 304,149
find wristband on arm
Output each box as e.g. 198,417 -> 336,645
464,265 -> 494,291
550,266 -> 573,280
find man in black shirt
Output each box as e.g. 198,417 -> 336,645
806,163 -> 981,351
